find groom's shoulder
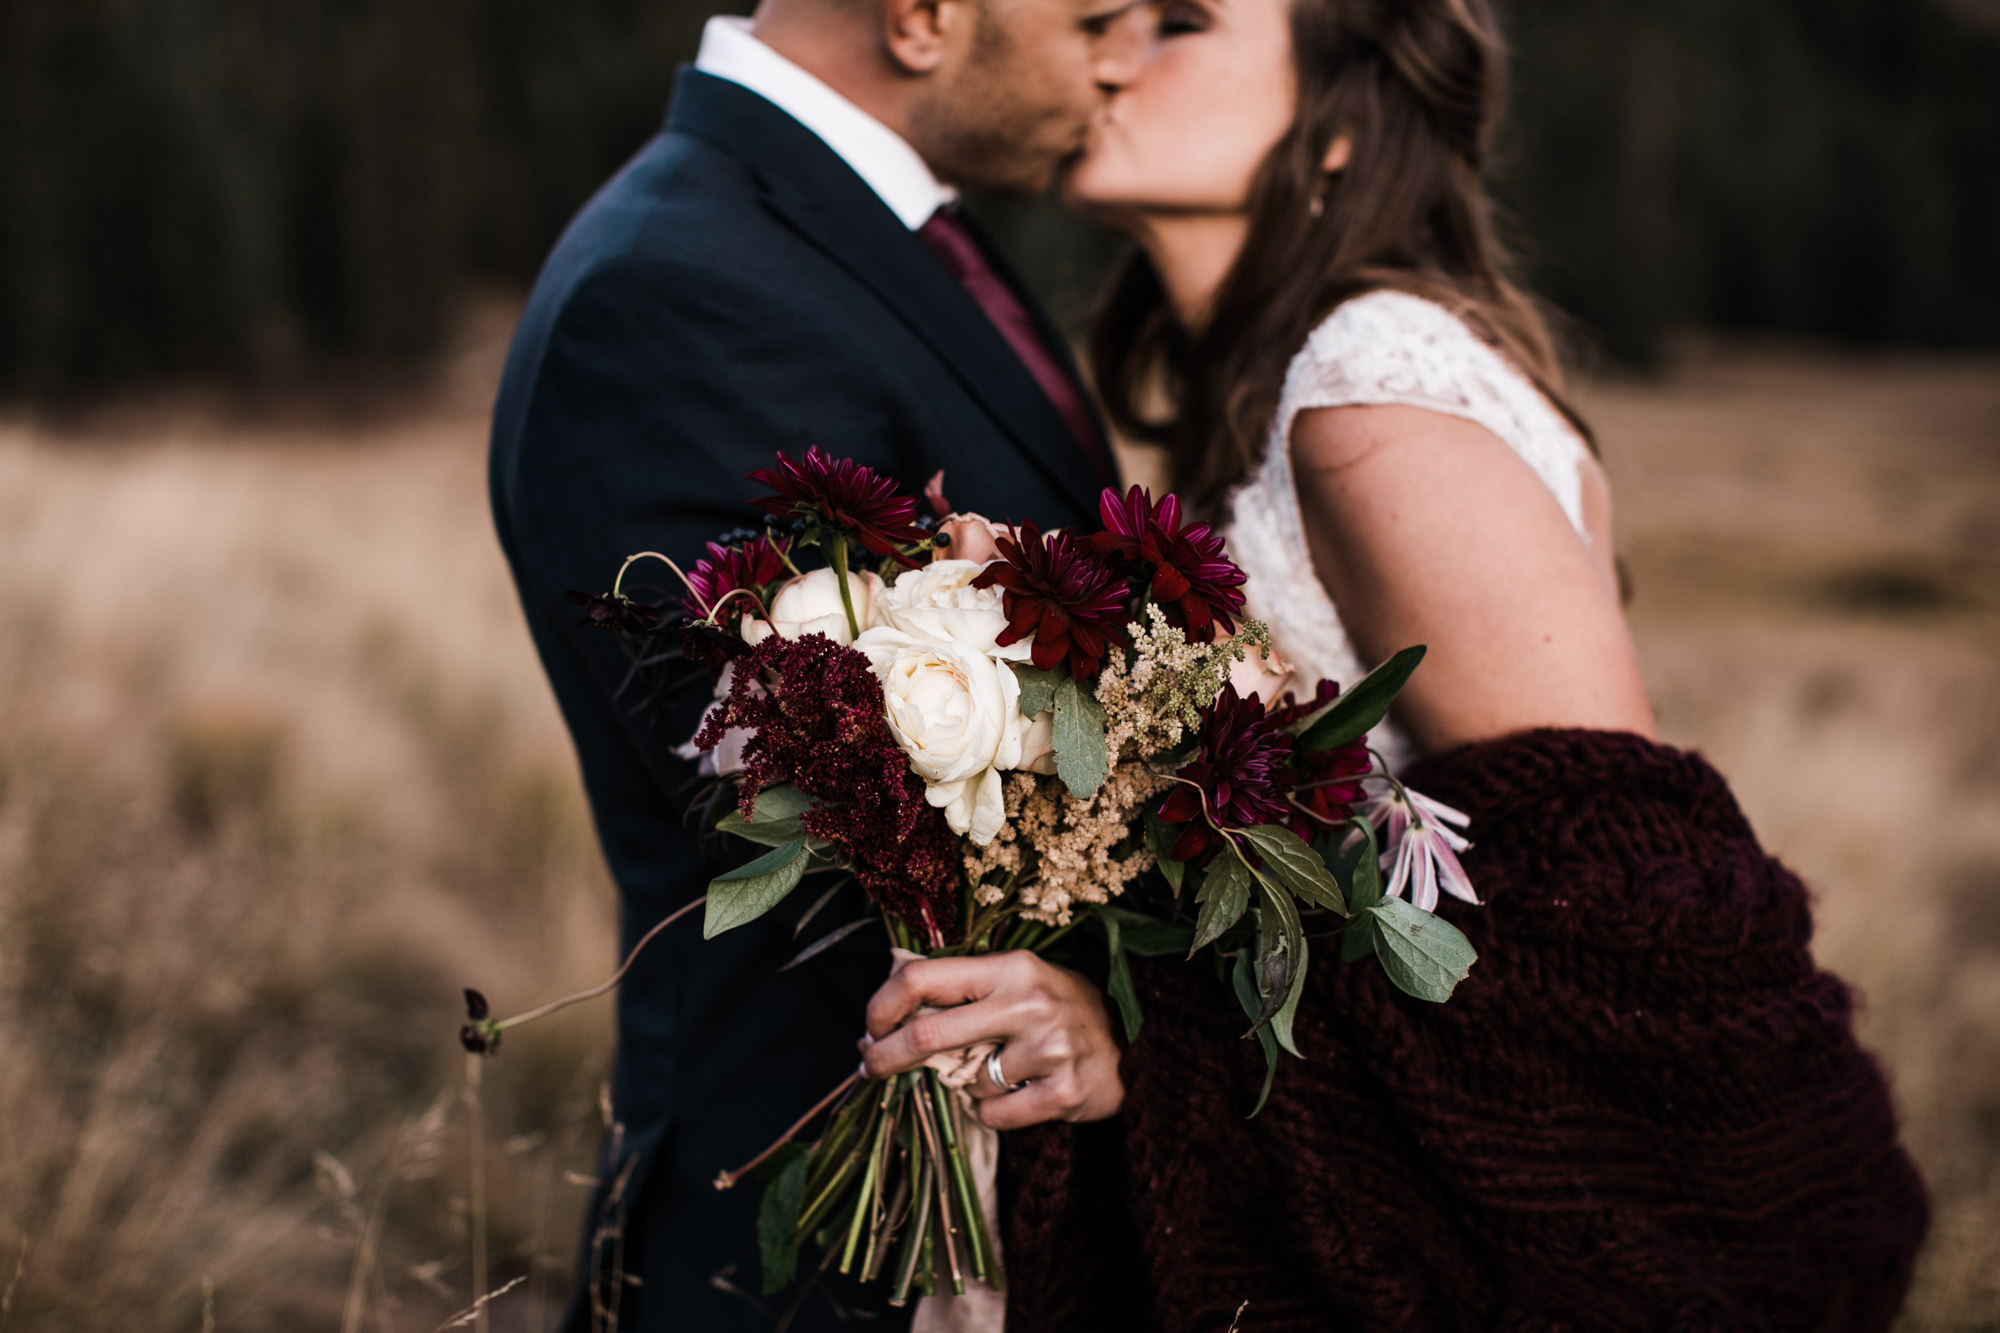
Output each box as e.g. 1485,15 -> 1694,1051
535,124 -> 773,298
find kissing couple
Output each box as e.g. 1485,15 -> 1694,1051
489,0 -> 1929,1329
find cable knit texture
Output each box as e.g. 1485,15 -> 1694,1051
1001,729 -> 1929,1332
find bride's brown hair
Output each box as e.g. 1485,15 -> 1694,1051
1090,0 -> 1592,520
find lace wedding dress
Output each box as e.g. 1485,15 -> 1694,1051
1224,290 -> 1593,771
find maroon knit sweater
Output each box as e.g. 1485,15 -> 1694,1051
1002,730 -> 1928,1332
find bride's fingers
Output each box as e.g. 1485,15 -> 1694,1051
863,952 -> 1035,1041
966,1041 -> 1046,1100
860,1000 -> 1015,1081
974,1068 -> 1089,1131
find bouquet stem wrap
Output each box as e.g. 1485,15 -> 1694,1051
889,948 -> 1009,1333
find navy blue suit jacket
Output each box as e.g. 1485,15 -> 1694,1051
489,69 -> 1105,1330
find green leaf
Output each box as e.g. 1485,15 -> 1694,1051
1292,646 -> 1427,751
757,1146 -> 811,1294
1231,950 -> 1280,1118
704,839 -> 811,939
1102,915 -> 1142,1043
1368,896 -> 1477,1002
717,784 -> 816,847
1240,824 -> 1347,914
1344,817 -> 1384,914
1010,662 -> 1064,718
1145,812 -> 1185,892
1190,853 -> 1251,954
1051,673 -> 1109,800
1269,930 -> 1309,1059
1093,905 -> 1195,958
1338,913 -> 1377,964
1250,884 -> 1309,1058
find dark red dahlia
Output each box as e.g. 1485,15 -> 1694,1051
1089,485 -> 1247,643
972,522 -> 1132,681
1154,683 -> 1297,864
748,446 -> 928,567
684,533 -> 792,624
695,633 -> 960,943
1272,680 -> 1371,840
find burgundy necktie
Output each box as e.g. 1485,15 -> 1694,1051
917,205 -> 1117,488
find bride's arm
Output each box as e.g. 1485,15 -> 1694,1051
1290,403 -> 1656,754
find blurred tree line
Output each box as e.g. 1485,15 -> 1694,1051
1,0 -> 1995,395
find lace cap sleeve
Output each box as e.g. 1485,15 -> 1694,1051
1277,290 -> 1590,536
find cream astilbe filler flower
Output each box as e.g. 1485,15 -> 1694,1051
855,627 -> 1027,845
1095,605 -> 1276,760
964,763 -> 1169,925
742,567 -> 885,648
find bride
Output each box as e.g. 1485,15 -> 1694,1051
863,0 -> 1929,1326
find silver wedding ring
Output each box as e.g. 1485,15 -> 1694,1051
986,1047 -> 1025,1094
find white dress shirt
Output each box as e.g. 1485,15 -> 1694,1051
694,16 -> 955,230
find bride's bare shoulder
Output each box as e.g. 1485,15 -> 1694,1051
1288,402 -> 1655,750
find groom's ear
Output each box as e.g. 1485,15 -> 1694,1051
882,0 -> 968,73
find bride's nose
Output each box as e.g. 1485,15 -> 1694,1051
1092,4 -> 1151,92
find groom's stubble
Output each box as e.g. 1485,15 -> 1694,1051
908,0 -> 1106,194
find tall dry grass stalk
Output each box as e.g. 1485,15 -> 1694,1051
0,314 -> 1994,1327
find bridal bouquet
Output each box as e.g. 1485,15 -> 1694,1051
477,446 -> 1479,1305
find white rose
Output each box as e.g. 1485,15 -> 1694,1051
874,559 -> 1028,660
855,626 -> 1027,845
742,567 -> 884,648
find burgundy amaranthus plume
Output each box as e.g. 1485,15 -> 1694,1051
1090,485 -> 1247,643
972,522 -> 1132,681
749,446 -> 929,567
1155,683 -> 1297,864
1272,680 -> 1371,841
684,533 -> 791,625
695,633 -> 960,943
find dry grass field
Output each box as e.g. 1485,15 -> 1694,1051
0,306 -> 1995,1330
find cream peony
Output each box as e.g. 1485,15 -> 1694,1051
854,626 -> 1027,845
873,559 -> 1029,659
742,567 -> 884,648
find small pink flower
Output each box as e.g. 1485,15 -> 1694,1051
1349,784 -> 1477,911
1219,632 -> 1295,708
933,513 -> 1015,566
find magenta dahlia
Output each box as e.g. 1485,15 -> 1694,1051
972,522 -> 1132,681
748,446 -> 928,567
684,533 -> 792,625
1089,485 -> 1247,643
1155,683 -> 1297,863
1271,680 -> 1372,840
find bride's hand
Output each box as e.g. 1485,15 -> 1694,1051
860,951 -> 1125,1129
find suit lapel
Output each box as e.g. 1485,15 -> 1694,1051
666,71 -> 1104,518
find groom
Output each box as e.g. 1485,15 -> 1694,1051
489,0 -> 1141,1327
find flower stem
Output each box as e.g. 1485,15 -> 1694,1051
829,540 -> 862,641
714,1068 -> 864,1192
613,551 -> 701,610
492,895 -> 706,1037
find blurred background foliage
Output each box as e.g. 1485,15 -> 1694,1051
1,0 -> 1997,397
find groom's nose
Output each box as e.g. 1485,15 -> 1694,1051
1091,2 -> 1148,91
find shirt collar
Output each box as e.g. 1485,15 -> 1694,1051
693,16 -> 955,231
